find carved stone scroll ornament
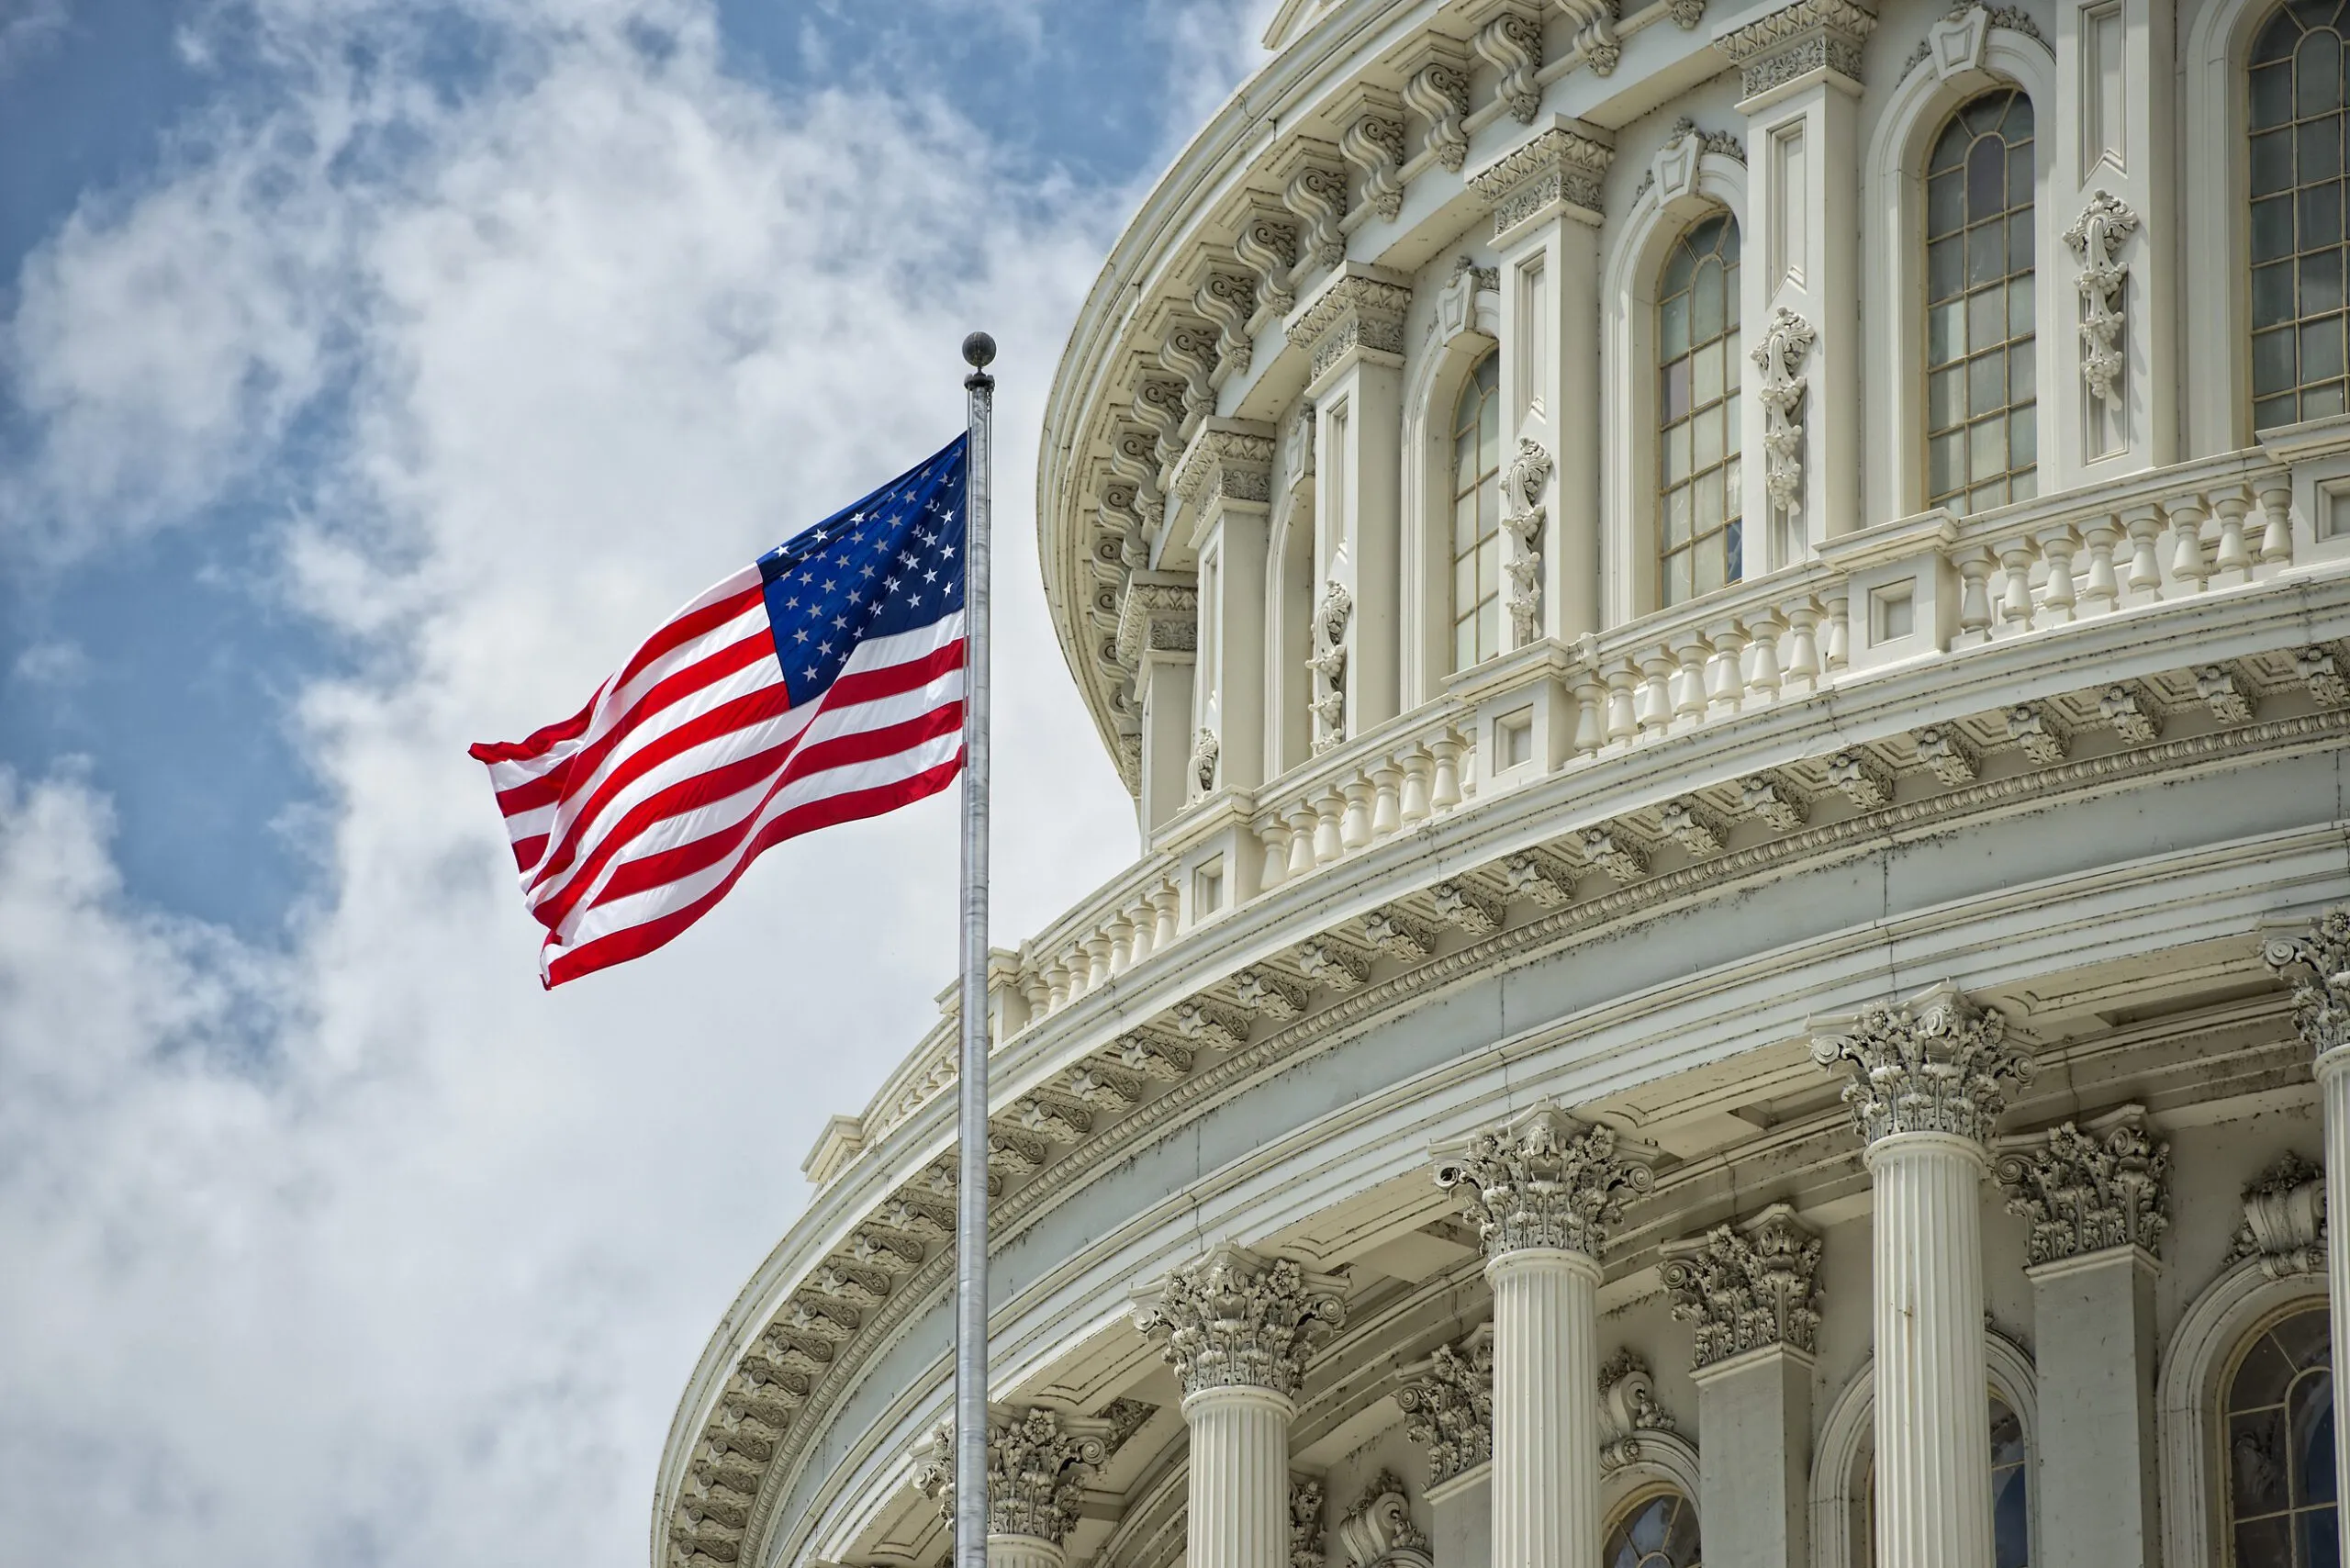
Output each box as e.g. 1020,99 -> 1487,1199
1291,1478 -> 1328,1568
1808,982 -> 2033,1148
1310,581 -> 1353,752
1749,308 -> 1817,521
912,1406 -> 1110,1544
2065,192 -> 2140,409
1188,727 -> 1220,801
1474,11 -> 1545,123
1555,0 -> 1623,74
1282,162 -> 1349,272
1992,1112 -> 2170,1266
1659,1204 -> 1824,1367
1393,1324 -> 1494,1484
1336,1472 -> 1431,1568
1433,1109 -> 1656,1260
1595,1350 -> 1678,1472
1501,439 -> 1553,646
1195,270 -> 1260,382
1404,61 -> 1472,174
1341,111 -> 1409,222
2226,1152 -> 2328,1278
2261,906 -> 2350,1064
1236,215 -> 1301,323
1134,1246 -> 1349,1400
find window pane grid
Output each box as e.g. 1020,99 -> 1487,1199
1924,89 -> 2037,514
1452,352 -> 1503,670
2225,1305 -> 2336,1568
1657,213 -> 1743,608
2251,6 -> 2350,430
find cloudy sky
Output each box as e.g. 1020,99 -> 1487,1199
0,1 -> 1266,1562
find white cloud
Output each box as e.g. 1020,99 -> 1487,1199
0,1 -> 1266,1565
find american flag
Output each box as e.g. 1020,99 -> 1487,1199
471,435 -> 970,988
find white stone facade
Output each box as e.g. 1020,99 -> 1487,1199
656,2 -> 2350,1567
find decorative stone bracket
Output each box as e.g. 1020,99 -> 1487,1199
2065,192 -> 2141,409
1336,1472 -> 1431,1568
2226,1152 -> 2327,1278
1310,581 -> 1354,753
1595,1350 -> 1678,1472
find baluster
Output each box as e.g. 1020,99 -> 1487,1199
2166,495 -> 2211,593
1994,539 -> 2037,633
1399,746 -> 1434,823
1370,761 -> 1403,838
1313,789 -> 1345,863
1705,620 -> 1747,716
2078,515 -> 2121,615
1431,734 -> 1465,811
1285,804 -> 1318,879
2036,526 -> 2078,625
2211,487 -> 2254,583
1127,896 -> 1156,963
1605,664 -> 1639,745
1782,602 -> 1821,694
1820,588 -> 1851,672
1257,823 -> 1288,891
1022,969 -> 1051,1023
1085,934 -> 1113,988
1108,916 -> 1135,974
1671,633 -> 1709,728
2120,502 -> 2166,600
1571,676 -> 1606,756
1637,653 -> 1675,737
1339,775 -> 1374,850
1045,959 -> 1071,1012
1954,550 -> 1997,644
1457,731 -> 1477,799
1153,880 -> 1181,950
1744,611 -> 1785,702
2258,480 -> 2295,565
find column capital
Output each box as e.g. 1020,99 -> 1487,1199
1284,265 -> 1412,385
1464,117 -> 1614,241
1172,419 -> 1278,513
912,1405 -> 1111,1547
1711,0 -> 1876,106
1992,1106 -> 2170,1268
2262,907 -> 2350,1065
1133,1244 -> 1348,1402
1432,1107 -> 1655,1260
1113,572 -> 1199,669
1659,1202 -> 1824,1368
1393,1323 -> 1494,1485
1808,981 -> 2031,1148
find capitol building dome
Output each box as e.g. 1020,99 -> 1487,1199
656,0 -> 2350,1564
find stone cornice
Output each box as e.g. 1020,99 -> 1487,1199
1466,121 -> 1614,237
1809,981 -> 2032,1148
1993,1106 -> 2170,1267
1133,1244 -> 1348,1400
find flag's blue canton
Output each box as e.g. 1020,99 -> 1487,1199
755,434 -> 968,706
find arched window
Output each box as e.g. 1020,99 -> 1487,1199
2224,1304 -> 2336,1565
1924,89 -> 2036,513
1451,351 -> 1502,669
1604,1488 -> 1700,1568
1865,1395 -> 2032,1567
2251,5 -> 2350,431
1657,213 -> 1742,606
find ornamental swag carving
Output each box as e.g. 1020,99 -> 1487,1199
912,1406 -> 1109,1545
1336,1472 -> 1430,1568
1433,1109 -> 1655,1259
1311,581 -> 1354,752
1502,439 -> 1554,646
1993,1112 -> 2170,1266
1659,1204 -> 1824,1366
2065,192 -> 2140,409
1135,1247 -> 1348,1399
1595,1350 -> 1677,1472
1393,1325 -> 1494,1484
1750,308 -> 1817,521
1809,982 -> 2032,1147
2262,905 -> 2350,1061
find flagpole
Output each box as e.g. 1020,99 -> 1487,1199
954,330 -> 997,1568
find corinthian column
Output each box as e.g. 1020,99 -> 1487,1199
2264,909 -> 2350,1527
1811,984 -> 2032,1568
1434,1109 -> 1653,1568
1135,1246 -> 1348,1568
913,1405 -> 1111,1568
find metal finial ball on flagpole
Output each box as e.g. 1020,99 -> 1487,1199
963,331 -> 997,373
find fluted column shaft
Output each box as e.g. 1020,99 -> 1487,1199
1488,1248 -> 1601,1568
987,1537 -> 1066,1568
2321,1047 -> 2350,1518
1867,1131 -> 1994,1568
1184,1386 -> 1293,1568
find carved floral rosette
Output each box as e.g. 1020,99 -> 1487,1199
1432,1110 -> 1655,1260
1809,983 -> 2032,1148
1393,1325 -> 1494,1484
1135,1247 -> 1348,1401
2262,906 -> 2350,1062
1993,1114 -> 2170,1267
912,1406 -> 1109,1545
1659,1206 -> 1824,1367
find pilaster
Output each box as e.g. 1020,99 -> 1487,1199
1467,119 -> 1613,642
1716,0 -> 1874,560
1434,1110 -> 1652,1568
1136,1246 -> 1349,1568
2262,908 -> 2350,1527
1661,1204 -> 1821,1568
1288,267 -> 1411,737
1115,573 -> 1200,833
1812,983 -> 2031,1568
1994,1108 -> 2169,1568
1174,420 -> 1279,794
